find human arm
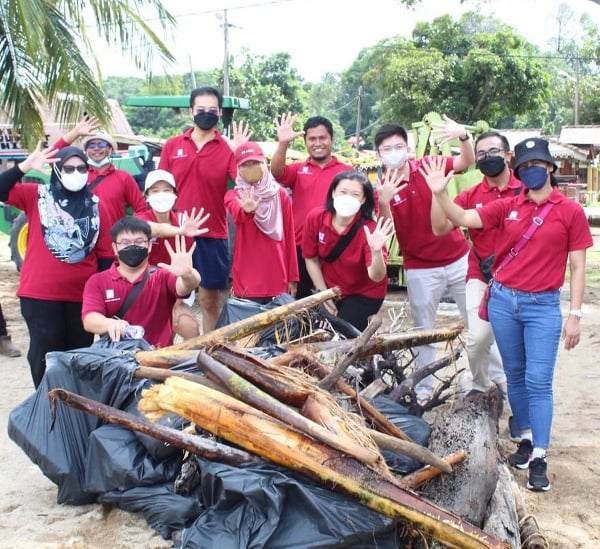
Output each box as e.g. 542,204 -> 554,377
1,143 -> 57,200
305,256 -> 337,314
83,312 -> 129,342
430,114 -> 475,173
430,190 -> 457,236
270,113 -> 304,178
420,157 -> 483,229
157,235 -> 201,296
364,217 -> 395,282
562,249 -> 586,350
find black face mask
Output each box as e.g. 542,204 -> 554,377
476,155 -> 506,178
194,112 -> 219,130
118,245 -> 148,268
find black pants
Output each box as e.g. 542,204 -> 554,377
337,294 -> 384,332
295,246 -> 314,300
20,298 -> 94,389
0,303 -> 7,336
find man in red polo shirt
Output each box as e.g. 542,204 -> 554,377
159,86 -> 237,333
376,116 -> 475,405
82,216 -> 200,348
271,114 -> 353,299
431,131 -> 522,403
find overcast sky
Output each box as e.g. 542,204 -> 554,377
96,0 -> 600,82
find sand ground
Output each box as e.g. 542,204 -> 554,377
0,232 -> 599,548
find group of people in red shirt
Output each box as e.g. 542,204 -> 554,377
1,84 -> 592,494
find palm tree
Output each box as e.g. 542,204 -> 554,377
0,0 -> 175,147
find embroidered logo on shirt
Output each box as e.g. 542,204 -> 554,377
106,289 -> 114,300
507,210 -> 520,221
318,231 -> 325,244
173,148 -> 188,159
476,202 -> 483,209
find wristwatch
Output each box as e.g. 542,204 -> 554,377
458,133 -> 470,142
569,310 -> 583,318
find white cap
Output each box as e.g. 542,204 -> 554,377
144,169 -> 176,192
81,129 -> 118,151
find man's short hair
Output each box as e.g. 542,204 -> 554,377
475,131 -> 510,152
374,124 -> 408,149
189,86 -> 223,108
110,216 -> 152,242
303,116 -> 334,139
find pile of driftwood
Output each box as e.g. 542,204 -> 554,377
50,289 -> 547,549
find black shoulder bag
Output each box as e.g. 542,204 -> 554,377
88,175 -> 108,193
115,266 -> 157,318
323,218 -> 365,263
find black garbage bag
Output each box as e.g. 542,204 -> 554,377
7,340 -> 149,504
369,396 -> 432,474
216,294 -> 301,346
180,459 -> 399,549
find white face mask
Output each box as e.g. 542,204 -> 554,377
333,194 -> 362,217
61,172 -> 88,192
147,192 -> 176,213
87,157 -> 111,168
381,149 -> 407,169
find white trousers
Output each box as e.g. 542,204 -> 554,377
465,278 -> 506,391
405,253 -> 468,397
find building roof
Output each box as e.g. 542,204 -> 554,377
498,129 -> 588,161
559,126 -> 600,146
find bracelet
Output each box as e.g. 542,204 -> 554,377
458,133 -> 470,142
569,310 -> 583,318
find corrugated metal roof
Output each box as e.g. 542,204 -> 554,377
559,126 -> 600,146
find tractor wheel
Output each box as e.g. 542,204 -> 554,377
8,213 -> 28,272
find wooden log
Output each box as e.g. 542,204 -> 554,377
420,392 -> 502,528
140,376 -> 510,549
282,350 -> 412,441
483,462 -> 521,548
195,349 -> 385,469
509,473 -> 549,549
318,316 -> 382,391
47,388 -> 257,466
398,450 -> 468,490
135,349 -> 199,368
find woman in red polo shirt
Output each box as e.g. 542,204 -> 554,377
302,170 -> 394,331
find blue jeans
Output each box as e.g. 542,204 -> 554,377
488,281 -> 562,449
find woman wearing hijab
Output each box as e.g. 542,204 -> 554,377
0,145 -> 112,388
224,142 -> 298,302
302,170 -> 395,331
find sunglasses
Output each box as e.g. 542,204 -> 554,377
86,141 -> 109,149
63,165 -> 88,174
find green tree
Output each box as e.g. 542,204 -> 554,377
0,0 -> 175,146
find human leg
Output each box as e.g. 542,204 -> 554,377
295,246 -> 314,300
465,278 -> 498,392
445,253 -> 468,321
0,303 -> 21,357
336,295 -> 384,332
20,298 -> 67,388
192,237 -> 229,333
405,266 -> 446,399
64,301 -> 94,350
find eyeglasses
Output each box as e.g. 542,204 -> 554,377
195,107 -> 219,115
475,147 -> 506,160
116,238 -> 149,247
379,144 -> 407,153
86,141 -> 109,149
62,165 -> 88,174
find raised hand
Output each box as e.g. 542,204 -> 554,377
274,112 -> 304,144
418,156 -> 455,194
230,120 -> 252,151
376,167 -> 408,204
158,234 -> 196,277
179,207 -> 210,237
236,187 -> 259,213
364,216 -> 395,252
431,114 -> 468,144
18,141 -> 58,174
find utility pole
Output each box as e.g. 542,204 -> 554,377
222,9 -> 230,96
574,56 -> 580,126
354,86 -> 363,157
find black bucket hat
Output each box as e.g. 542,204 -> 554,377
513,138 -> 558,177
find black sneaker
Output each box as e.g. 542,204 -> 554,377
508,439 -> 533,469
527,457 -> 551,491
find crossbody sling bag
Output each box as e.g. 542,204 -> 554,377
323,217 -> 365,263
115,266 -> 157,319
87,175 -> 108,193
478,201 -> 554,321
